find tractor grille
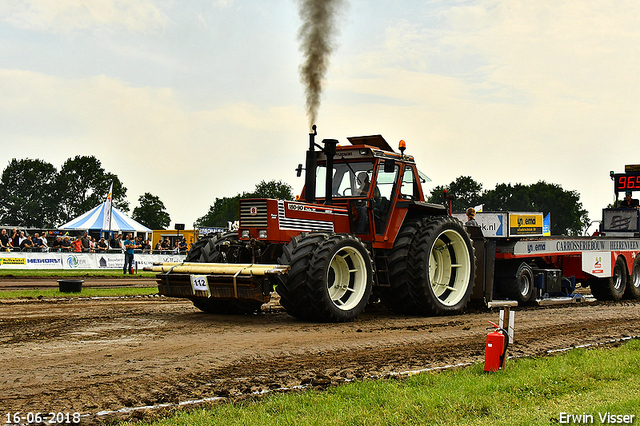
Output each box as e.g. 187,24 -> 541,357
240,200 -> 268,228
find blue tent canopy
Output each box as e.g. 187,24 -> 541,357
59,202 -> 152,233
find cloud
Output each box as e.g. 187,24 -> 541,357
0,69 -> 306,225
0,0 -> 168,34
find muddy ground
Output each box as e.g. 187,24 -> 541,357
1,278 -> 640,424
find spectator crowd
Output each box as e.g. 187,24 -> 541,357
0,228 -> 188,254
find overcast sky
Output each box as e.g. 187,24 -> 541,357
1,0 -> 638,230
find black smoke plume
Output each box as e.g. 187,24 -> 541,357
297,0 -> 346,129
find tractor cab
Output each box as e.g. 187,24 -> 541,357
302,132 -> 432,248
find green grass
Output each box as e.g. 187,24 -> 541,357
0,286 -> 159,299
0,269 -> 156,278
129,340 -> 640,426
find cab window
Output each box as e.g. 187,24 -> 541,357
400,167 -> 417,200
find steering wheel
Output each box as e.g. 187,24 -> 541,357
342,187 -> 354,196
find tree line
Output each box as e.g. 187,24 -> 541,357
427,176 -> 589,235
0,156 -> 172,230
0,156 -> 590,235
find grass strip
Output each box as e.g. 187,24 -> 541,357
130,339 -> 640,426
0,269 -> 156,278
0,287 -> 159,299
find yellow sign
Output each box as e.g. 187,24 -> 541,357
509,213 -> 544,236
0,257 -> 26,265
625,164 -> 640,172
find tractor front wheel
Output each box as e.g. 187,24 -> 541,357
277,233 -> 373,322
382,216 -> 475,316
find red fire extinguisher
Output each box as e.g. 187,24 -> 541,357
484,321 -> 510,372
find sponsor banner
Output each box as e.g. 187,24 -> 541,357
0,254 -> 27,268
62,253 -> 98,269
509,213 -> 544,237
134,254 -> 185,270
25,256 -> 63,269
198,227 -> 226,235
96,254 -> 125,269
0,252 -> 186,269
511,239 -> 640,256
453,212 -> 507,238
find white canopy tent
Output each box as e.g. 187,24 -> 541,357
59,202 -> 152,234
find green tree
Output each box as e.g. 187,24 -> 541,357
527,181 -> 589,236
481,183 -> 532,211
0,158 -> 60,227
132,193 -> 171,229
252,180 -> 295,200
427,176 -> 483,212
55,155 -> 128,224
481,181 -> 589,235
195,180 -> 295,227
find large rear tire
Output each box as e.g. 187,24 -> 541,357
382,216 -> 475,315
277,233 -> 373,322
589,256 -> 627,301
187,232 -> 263,315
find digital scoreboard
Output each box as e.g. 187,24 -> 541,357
612,165 -> 640,193
613,173 -> 640,192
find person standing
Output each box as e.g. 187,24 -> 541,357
80,231 -> 91,252
123,233 -> 137,275
0,229 -> 9,251
11,228 -> 19,249
465,207 -> 479,226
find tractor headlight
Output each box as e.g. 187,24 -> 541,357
258,230 -> 268,239
241,230 -> 250,239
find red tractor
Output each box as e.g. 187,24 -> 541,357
156,127 -> 476,322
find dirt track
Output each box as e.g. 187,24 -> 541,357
2,279 -> 640,424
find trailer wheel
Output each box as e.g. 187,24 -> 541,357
497,262 -> 534,304
186,232 -> 262,315
624,256 -> 640,299
382,216 -> 475,315
589,256 -> 627,301
277,233 -> 373,322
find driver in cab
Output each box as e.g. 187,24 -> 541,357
356,172 -> 380,199
620,190 -> 640,208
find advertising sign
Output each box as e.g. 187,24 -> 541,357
581,252 -> 612,278
453,212 -> 508,238
509,213 -> 544,237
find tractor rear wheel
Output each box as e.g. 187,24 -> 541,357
277,233 -> 373,322
382,216 -> 475,315
186,232 -> 263,315
588,256 -> 627,301
378,218 -> 421,314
